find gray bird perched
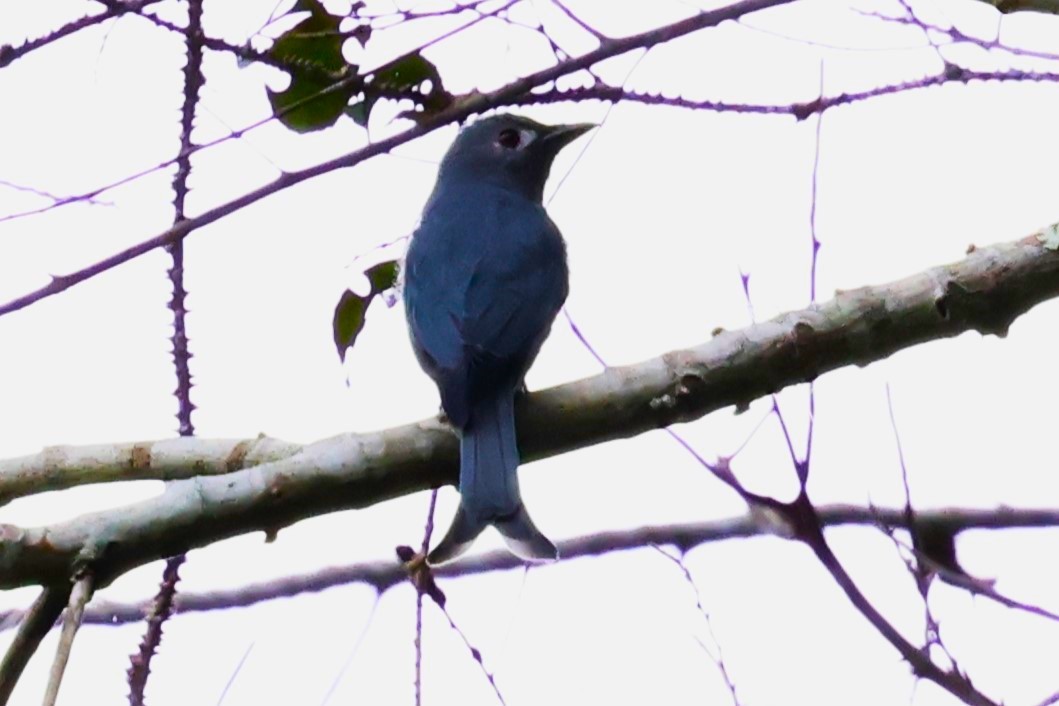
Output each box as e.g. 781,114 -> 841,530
403,113 -> 593,564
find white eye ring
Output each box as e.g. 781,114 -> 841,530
497,128 -> 537,150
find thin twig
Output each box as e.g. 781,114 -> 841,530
41,574 -> 94,706
166,0 -> 205,437
0,0 -> 520,229
215,641 -> 255,706
654,547 -> 739,705
414,490 -> 438,706
0,586 -> 72,705
731,325 -> 995,705
0,2 -> 154,69
435,603 -> 507,706
128,556 -> 185,705
808,60 -> 824,303
0,0 -> 795,318
807,531 -> 997,706
319,596 -> 379,706
1034,688 -> 1059,706
0,506 -> 1055,634
859,8 -> 1059,64
551,0 -> 607,40
515,64 -> 1059,118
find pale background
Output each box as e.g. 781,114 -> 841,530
1,0 -> 1058,704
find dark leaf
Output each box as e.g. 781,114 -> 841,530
333,290 -> 368,362
333,259 -> 400,361
350,52 -> 453,127
266,0 -> 361,132
366,259 -> 398,293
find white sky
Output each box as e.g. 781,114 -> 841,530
1,0 -> 1059,704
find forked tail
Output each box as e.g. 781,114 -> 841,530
428,389 -> 557,564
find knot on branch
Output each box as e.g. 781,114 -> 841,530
934,280 -> 1013,337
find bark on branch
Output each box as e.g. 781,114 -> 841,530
0,232 -> 1057,589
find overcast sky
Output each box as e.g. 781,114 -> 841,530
2,1 -> 1059,705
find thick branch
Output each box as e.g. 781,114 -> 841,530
0,436 -> 301,506
0,234 -> 1057,588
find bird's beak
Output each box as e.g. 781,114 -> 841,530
540,122 -> 596,151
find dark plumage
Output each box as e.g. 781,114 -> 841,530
403,113 -> 592,564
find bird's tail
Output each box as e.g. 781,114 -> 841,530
427,389 -> 557,565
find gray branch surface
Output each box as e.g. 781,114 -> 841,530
1,233 -> 1057,589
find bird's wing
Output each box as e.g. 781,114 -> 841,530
459,207 -> 569,363
403,192 -> 568,423
461,261 -> 566,362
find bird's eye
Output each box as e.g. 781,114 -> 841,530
497,128 -> 521,149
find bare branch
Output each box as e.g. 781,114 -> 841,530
0,586 -> 71,705
128,557 -> 184,706
0,0 -> 797,318
41,573 -> 94,706
1034,688 -> 1059,706
805,526 -> 996,706
165,0 -> 206,437
551,0 -> 608,40
760,390 -> 996,705
861,8 -> 1059,63
0,0 -> 518,229
0,505 -> 1053,635
655,547 -> 740,705
432,601 -> 507,705
764,381 -> 994,703
518,64 -> 1059,118
1,232 -> 1059,588
0,436 -> 302,506
0,2 -> 153,69
413,491 -> 439,706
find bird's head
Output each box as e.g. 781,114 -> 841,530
437,113 -> 594,201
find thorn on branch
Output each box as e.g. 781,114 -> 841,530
935,279 -> 1015,337
128,555 -> 184,706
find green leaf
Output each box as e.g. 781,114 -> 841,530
333,290 -> 368,362
348,53 -> 453,127
333,259 -> 400,361
266,0 -> 360,133
263,2 -> 451,131
366,260 -> 398,293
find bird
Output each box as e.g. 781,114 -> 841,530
402,113 -> 593,564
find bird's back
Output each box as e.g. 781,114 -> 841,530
404,179 -> 569,425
